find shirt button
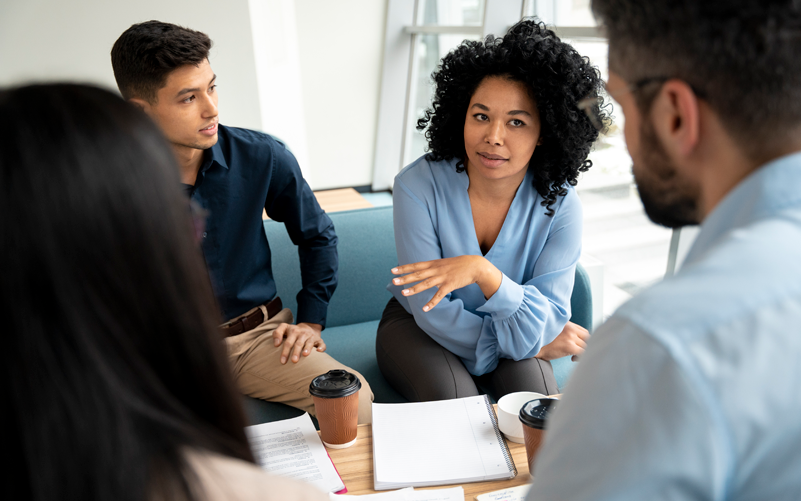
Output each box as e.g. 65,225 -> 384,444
203,232 -> 208,238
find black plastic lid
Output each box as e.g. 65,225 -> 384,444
519,398 -> 558,430
309,370 -> 362,398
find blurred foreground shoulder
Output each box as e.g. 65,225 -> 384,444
184,449 -> 328,501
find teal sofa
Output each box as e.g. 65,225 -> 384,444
243,205 -> 592,425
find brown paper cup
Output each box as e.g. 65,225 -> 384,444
312,391 -> 360,448
521,423 -> 545,473
518,397 -> 557,475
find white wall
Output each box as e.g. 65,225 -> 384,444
0,0 -> 387,190
248,0 -> 311,177
294,0 -> 386,189
0,0 -> 262,131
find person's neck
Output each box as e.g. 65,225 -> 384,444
173,144 -> 205,186
696,127 -> 801,219
465,166 -> 526,204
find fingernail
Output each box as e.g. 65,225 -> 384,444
280,357 -> 286,364
393,278 -> 400,284
304,350 -> 310,355
423,305 -> 430,312
391,268 -> 398,273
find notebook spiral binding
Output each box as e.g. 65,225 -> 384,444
483,395 -> 518,476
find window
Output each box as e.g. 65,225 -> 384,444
374,0 -> 677,324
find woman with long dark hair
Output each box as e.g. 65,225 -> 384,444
378,20 -> 606,401
0,84 -> 324,501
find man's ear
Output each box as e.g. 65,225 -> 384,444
651,80 -> 700,158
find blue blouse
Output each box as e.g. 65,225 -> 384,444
388,155 -> 582,376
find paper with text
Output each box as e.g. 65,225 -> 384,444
474,484 -> 531,501
246,413 -> 345,493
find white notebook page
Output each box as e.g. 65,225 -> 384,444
372,396 -> 511,485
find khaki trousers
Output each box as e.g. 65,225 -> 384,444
225,305 -> 373,424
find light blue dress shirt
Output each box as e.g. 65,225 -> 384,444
388,155 -> 582,376
528,152 -> 801,500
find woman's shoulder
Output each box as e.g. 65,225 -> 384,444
184,449 -> 327,501
555,183 -> 581,214
394,154 -> 463,197
520,172 -> 581,217
539,182 -> 582,227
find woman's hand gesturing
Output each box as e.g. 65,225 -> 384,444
535,321 -> 590,361
392,255 -> 503,312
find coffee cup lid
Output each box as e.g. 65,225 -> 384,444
519,398 -> 558,430
309,370 -> 362,398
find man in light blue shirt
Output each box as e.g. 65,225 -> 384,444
529,1 -> 801,499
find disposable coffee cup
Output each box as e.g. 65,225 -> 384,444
309,370 -> 362,449
519,398 -> 558,474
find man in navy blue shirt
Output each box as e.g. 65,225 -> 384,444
111,21 -> 373,423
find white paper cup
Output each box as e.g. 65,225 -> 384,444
497,392 -> 546,443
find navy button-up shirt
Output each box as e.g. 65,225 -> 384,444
184,124 -> 338,326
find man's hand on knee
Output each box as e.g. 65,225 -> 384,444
273,322 -> 326,364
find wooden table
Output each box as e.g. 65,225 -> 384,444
263,188 -> 373,220
325,423 -> 531,500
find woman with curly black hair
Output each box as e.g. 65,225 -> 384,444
376,19 -> 607,401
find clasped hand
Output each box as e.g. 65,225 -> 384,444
535,321 -> 590,362
273,322 -> 325,364
391,255 -> 502,311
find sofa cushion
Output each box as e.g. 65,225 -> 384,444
264,206 -> 397,328
323,320 -> 406,403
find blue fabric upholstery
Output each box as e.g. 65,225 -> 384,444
264,207 -> 396,328
550,261 -> 594,389
325,320 -> 406,403
245,206 -> 592,424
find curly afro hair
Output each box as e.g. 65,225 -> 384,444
417,18 -> 608,216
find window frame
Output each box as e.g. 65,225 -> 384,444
371,0 -> 603,191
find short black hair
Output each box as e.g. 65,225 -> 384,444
418,19 -> 606,216
0,84 -> 252,500
592,0 -> 801,159
111,20 -> 212,102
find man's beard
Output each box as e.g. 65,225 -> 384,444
633,121 -> 700,228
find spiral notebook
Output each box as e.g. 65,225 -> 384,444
371,395 -> 517,490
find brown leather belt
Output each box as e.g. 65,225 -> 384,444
220,296 -> 283,337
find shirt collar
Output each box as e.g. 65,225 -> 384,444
200,136 -> 229,172
684,150 -> 801,267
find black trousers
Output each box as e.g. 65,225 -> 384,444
376,297 -> 558,402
